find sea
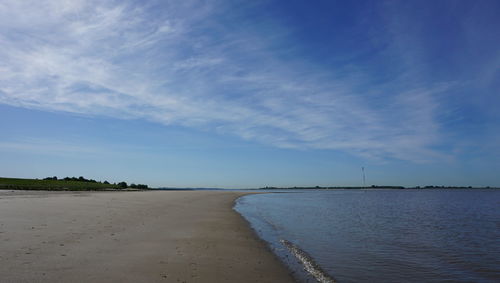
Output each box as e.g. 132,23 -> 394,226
234,189 -> 500,283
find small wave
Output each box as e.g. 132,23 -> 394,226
280,239 -> 336,283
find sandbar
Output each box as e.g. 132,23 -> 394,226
0,190 -> 294,282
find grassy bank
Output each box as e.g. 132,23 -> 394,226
0,177 -> 122,191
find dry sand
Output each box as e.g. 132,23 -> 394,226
0,190 -> 294,282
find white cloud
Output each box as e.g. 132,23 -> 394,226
0,0 -> 452,162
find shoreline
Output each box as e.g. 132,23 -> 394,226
0,190 -> 294,282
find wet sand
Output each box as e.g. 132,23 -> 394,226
0,190 -> 294,282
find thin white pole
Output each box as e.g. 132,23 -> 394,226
362,167 -> 366,187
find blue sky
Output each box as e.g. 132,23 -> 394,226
0,0 -> 499,188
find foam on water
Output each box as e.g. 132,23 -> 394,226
280,239 -> 336,283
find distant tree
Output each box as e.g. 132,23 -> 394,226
117,182 -> 127,189
103,180 -> 110,185
78,176 -> 85,181
130,183 -> 137,188
136,184 -> 148,189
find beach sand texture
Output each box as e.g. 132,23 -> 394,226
0,190 -> 294,282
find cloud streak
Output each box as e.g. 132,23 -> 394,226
0,0 -> 456,162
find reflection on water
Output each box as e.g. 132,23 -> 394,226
235,189 -> 500,282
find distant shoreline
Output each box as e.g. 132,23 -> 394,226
1,177 -> 497,191
257,186 -> 499,190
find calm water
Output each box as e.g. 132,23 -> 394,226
234,189 -> 500,282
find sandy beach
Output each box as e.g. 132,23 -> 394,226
0,190 -> 294,282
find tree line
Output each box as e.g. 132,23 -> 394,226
43,176 -> 148,189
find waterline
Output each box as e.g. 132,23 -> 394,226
280,239 -> 335,283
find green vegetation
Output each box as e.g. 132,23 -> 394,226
129,183 -> 149,189
117,181 -> 128,189
0,177 -> 149,191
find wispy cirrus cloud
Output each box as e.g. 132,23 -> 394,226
0,0 -> 459,162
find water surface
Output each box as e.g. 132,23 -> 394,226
235,189 -> 500,282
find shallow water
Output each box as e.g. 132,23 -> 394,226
235,189 -> 500,282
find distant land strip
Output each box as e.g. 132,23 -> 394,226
1,177 -> 497,191
259,185 -> 498,190
0,177 -> 148,191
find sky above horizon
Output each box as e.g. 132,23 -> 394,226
1,0 -> 499,188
